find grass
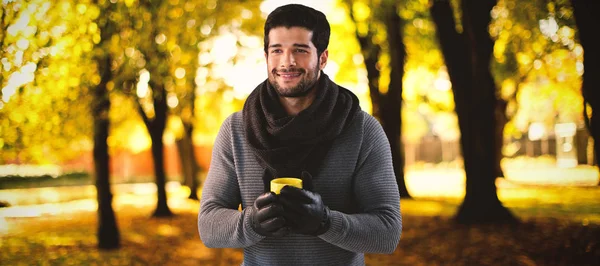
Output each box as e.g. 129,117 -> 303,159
0,172 -> 91,189
0,172 -> 182,190
1,182 -> 599,266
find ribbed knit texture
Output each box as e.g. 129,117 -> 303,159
198,111 -> 402,266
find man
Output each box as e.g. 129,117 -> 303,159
198,4 -> 401,265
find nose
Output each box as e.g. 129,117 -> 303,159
280,50 -> 296,68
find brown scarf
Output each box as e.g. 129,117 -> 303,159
243,73 -> 360,191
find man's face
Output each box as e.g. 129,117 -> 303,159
266,27 -> 328,98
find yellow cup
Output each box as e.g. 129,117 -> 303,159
270,177 -> 303,194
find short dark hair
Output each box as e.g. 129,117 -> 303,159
264,4 -> 330,56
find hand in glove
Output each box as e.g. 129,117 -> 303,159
250,192 -> 290,237
279,185 -> 331,236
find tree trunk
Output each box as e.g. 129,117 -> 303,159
495,100 -> 507,178
92,0 -> 119,249
175,137 -> 192,191
571,0 -> 600,183
138,82 -> 173,217
183,79 -> 200,200
431,0 -> 516,224
93,55 -> 120,249
494,64 -> 532,177
183,122 -> 200,200
150,129 -> 172,217
382,4 -> 411,199
176,121 -> 199,200
346,1 -> 411,198
152,84 -> 172,217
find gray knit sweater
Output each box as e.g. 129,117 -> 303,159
198,111 -> 402,266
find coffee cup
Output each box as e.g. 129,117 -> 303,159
270,177 -> 303,194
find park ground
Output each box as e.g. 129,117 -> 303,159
1,164 -> 599,265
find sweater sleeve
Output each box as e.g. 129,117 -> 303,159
198,114 -> 264,248
319,115 -> 402,253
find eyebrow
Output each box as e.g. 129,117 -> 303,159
268,43 -> 311,49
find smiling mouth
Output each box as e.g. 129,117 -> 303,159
277,72 -> 302,78
273,68 -> 304,79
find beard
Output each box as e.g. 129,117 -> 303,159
268,61 -> 321,98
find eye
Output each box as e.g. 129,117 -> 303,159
295,49 -> 308,53
270,49 -> 282,54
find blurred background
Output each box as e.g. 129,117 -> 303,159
1,0 -> 599,265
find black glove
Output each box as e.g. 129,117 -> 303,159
279,185 -> 331,236
250,192 -> 290,237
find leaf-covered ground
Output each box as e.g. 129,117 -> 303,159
1,183 -> 599,265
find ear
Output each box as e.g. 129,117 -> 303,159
319,49 -> 328,70
264,51 -> 268,60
